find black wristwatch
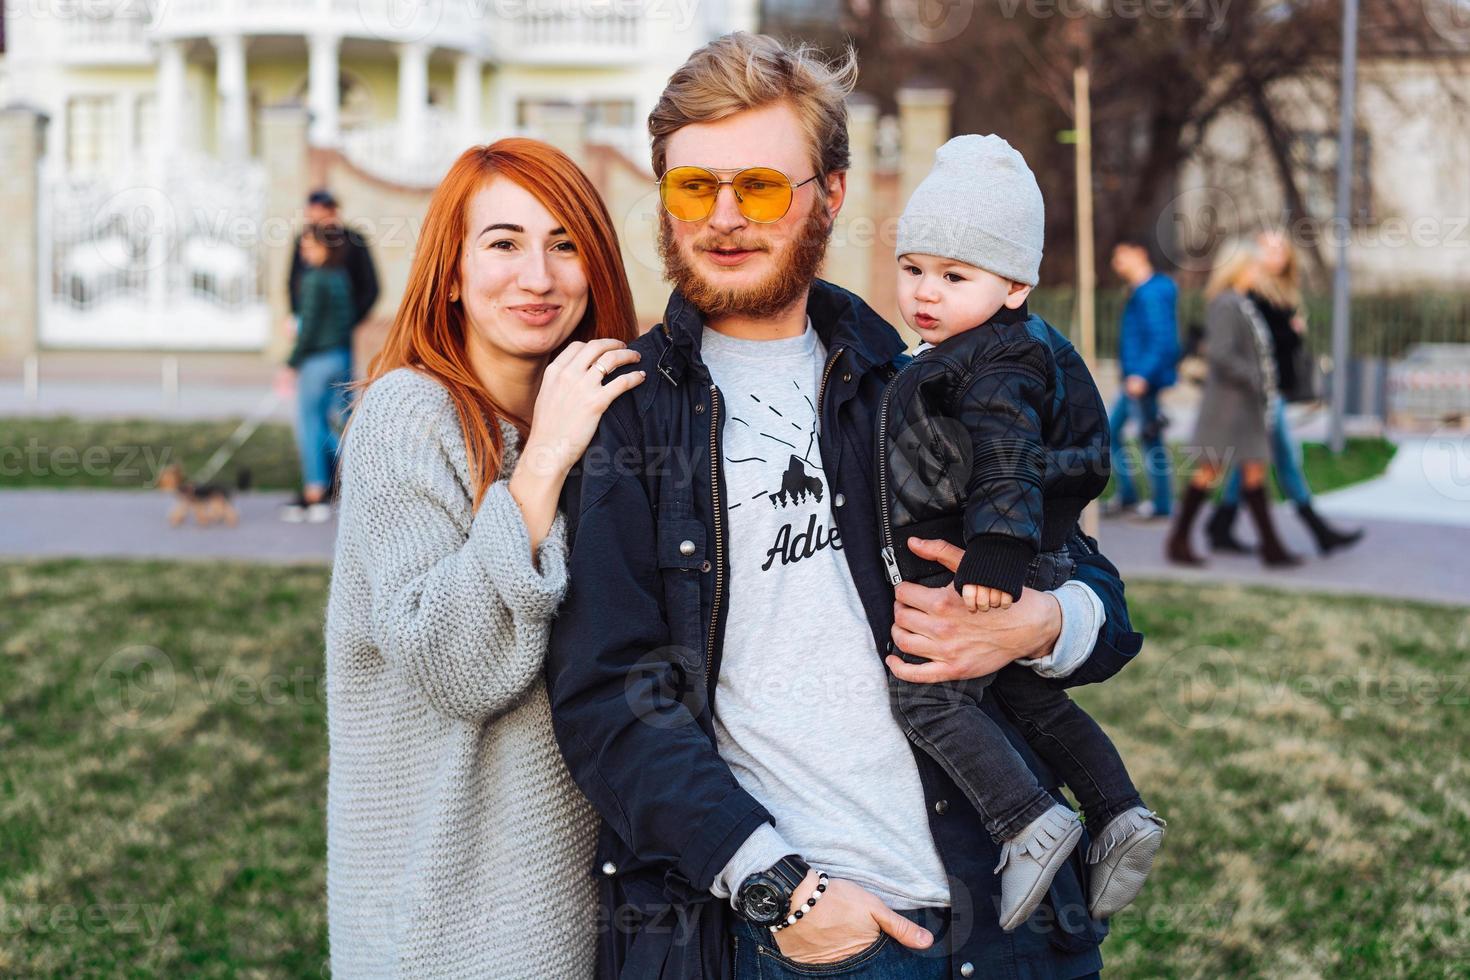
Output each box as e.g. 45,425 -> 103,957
735,854 -> 811,925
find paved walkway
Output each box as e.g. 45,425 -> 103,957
1094,507 -> 1470,607
0,379 -> 293,423
1096,433 -> 1470,605
0,489 -> 337,564
2,487 -> 1466,606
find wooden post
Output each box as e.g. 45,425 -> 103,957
1074,65 -> 1099,540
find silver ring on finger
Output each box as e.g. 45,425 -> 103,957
594,358 -> 610,377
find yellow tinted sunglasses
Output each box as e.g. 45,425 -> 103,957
656,165 -> 820,224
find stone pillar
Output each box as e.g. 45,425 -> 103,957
397,41 -> 430,157
260,104 -> 311,362
0,107 -> 48,360
307,33 -> 340,147
528,102 -> 586,169
455,52 -> 483,150
213,33 -> 249,159
897,84 -> 953,206
825,93 -> 877,297
156,39 -> 187,160
116,91 -> 137,169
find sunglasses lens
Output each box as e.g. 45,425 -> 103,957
731,168 -> 793,222
661,167 -> 719,221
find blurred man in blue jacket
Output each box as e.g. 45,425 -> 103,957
1106,236 -> 1181,519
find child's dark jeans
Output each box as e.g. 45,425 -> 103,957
888,547 -> 1144,843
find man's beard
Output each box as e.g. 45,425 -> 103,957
657,200 -> 832,320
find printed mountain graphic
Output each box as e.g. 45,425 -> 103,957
767,455 -> 824,508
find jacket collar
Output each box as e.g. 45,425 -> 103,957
993,299 -> 1030,325
655,278 -> 907,386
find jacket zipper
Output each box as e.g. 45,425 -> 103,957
816,344 -> 845,417
876,355 -> 921,586
705,383 -> 724,686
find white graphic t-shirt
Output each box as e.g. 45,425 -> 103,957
701,321 -> 951,911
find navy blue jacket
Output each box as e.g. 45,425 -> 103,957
1118,274 -> 1181,389
546,279 -> 1144,980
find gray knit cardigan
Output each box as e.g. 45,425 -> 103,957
324,366 -> 597,978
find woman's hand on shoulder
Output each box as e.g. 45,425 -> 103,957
522,339 -> 645,479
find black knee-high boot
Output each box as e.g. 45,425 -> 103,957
1295,502 -> 1364,555
1205,502 -> 1253,554
1165,484 -> 1210,566
1242,487 -> 1302,567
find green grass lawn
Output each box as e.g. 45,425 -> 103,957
0,417 -> 302,491
2,560 -> 1467,977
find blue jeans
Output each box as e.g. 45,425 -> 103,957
732,908 -> 952,979
1220,397 -> 1311,506
294,346 -> 352,490
1108,389 -> 1171,515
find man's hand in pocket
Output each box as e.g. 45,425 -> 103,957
772,874 -> 933,964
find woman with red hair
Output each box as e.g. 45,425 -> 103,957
322,138 -> 643,977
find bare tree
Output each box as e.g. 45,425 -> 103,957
760,0 -> 1464,285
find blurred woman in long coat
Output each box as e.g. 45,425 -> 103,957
1166,243 -> 1301,567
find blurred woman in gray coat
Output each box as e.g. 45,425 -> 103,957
1166,243 -> 1300,567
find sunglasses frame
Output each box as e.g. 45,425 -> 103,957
655,165 -> 821,224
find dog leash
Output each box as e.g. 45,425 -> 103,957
190,389 -> 285,485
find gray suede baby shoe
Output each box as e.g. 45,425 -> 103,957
1086,806 -> 1167,919
994,801 -> 1084,932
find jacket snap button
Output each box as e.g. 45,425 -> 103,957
934,799 -> 949,815
602,861 -> 617,876
695,401 -> 705,414
679,539 -> 696,556
700,560 -> 712,573
833,493 -> 845,508
960,962 -> 974,977
842,371 -> 852,383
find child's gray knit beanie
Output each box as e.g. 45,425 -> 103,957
895,134 -> 1045,286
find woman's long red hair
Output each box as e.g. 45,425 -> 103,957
353,138 -> 637,509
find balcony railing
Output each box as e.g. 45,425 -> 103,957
148,0 -> 485,52
500,10 -> 643,64
339,110 -> 467,189
53,0 -> 648,67
58,8 -> 153,64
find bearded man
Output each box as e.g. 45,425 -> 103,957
547,31 -> 1143,980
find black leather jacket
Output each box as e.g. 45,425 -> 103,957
877,302 -> 1111,600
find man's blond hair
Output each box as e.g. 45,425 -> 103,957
649,32 -> 859,188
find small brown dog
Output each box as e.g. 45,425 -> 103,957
157,463 -> 252,527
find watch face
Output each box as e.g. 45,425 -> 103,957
742,883 -> 780,923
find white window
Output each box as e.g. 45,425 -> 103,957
67,96 -> 117,174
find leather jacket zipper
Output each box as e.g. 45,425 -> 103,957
876,355 -> 920,586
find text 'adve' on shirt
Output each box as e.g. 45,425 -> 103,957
699,320 -> 952,911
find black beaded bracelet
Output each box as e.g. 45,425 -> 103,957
770,871 -> 829,933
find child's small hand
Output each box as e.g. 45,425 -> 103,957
962,583 -> 981,613
961,585 -> 1013,613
